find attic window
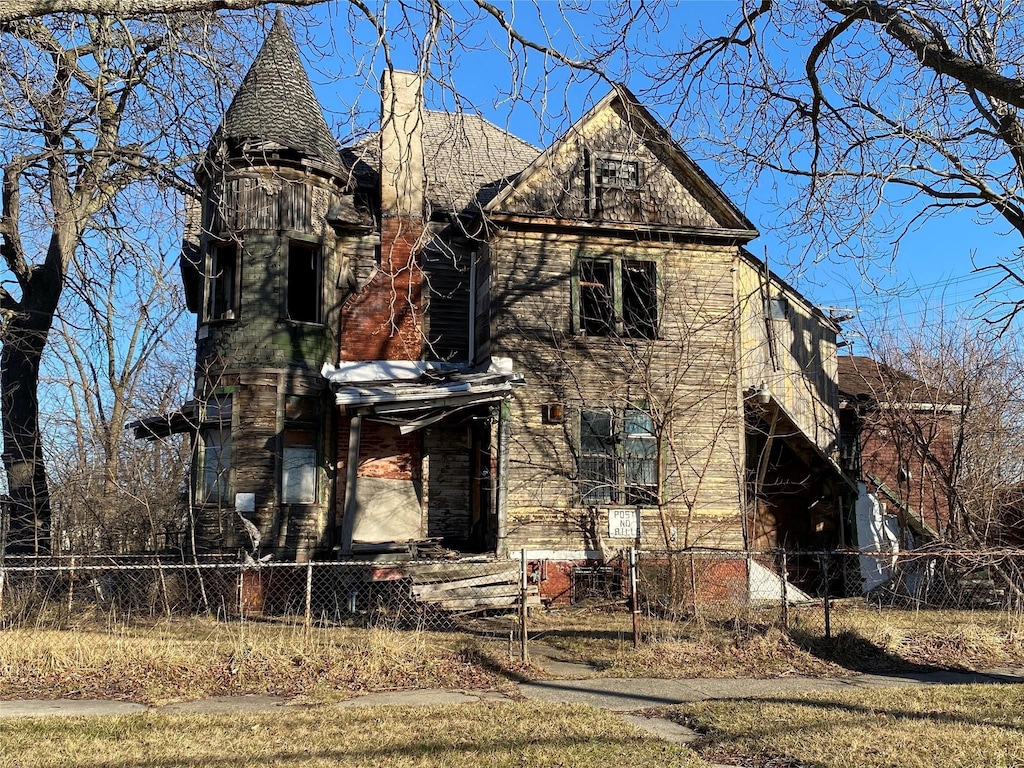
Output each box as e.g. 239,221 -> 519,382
286,240 -> 322,324
592,155 -> 642,220
768,296 -> 790,320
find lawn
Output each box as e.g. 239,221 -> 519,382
0,702 -> 705,768
674,684 -> 1024,768
0,619 -> 521,704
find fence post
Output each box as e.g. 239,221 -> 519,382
0,561 -> 5,622
304,562 -> 313,634
237,566 -> 245,621
519,549 -> 529,663
689,551 -> 698,622
822,551 -> 832,640
780,550 -> 789,630
67,555 -> 75,615
630,547 -> 640,648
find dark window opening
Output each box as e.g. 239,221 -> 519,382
622,260 -> 657,339
207,243 -> 238,321
578,407 -> 658,506
287,241 -> 322,323
579,259 -> 614,335
577,257 -> 658,339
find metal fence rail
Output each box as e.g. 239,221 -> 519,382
0,556 -> 524,632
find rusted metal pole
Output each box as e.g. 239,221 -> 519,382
780,550 -> 789,630
519,549 -> 529,663
630,547 -> 640,648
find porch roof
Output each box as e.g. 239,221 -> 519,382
321,358 -> 523,432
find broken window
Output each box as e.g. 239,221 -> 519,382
198,394 -> 232,505
282,430 -> 317,504
206,242 -> 238,321
286,240 -> 322,323
200,427 -> 231,504
576,257 -> 658,339
592,155 -> 641,219
578,407 -> 658,506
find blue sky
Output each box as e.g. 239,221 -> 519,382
288,1 -> 1021,351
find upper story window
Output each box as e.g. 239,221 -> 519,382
592,154 -> 642,219
286,240 -> 322,324
576,256 -> 658,340
206,242 -> 239,322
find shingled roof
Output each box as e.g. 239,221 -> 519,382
341,110 -> 539,214
215,11 -> 340,169
837,355 -> 956,406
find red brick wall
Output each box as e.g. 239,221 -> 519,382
340,216 -> 424,361
859,409 -> 954,535
335,418 -> 420,521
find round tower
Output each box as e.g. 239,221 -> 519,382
181,12 -> 372,560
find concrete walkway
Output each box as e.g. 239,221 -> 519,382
1,667 -> 1020,721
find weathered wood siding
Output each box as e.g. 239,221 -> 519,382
489,229 -> 746,554
736,257 -> 840,455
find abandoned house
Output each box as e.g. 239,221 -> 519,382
135,13 -> 854,602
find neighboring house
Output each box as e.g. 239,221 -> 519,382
135,14 -> 848,601
838,355 -> 958,548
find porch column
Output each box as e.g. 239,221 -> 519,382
340,412 -> 362,557
495,398 -> 511,558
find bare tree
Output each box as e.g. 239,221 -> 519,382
650,0 -> 1024,323
0,13 -> 259,553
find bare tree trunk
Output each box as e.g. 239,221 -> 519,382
2,282 -> 60,555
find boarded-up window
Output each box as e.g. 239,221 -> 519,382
282,431 -> 317,504
287,241 -> 322,323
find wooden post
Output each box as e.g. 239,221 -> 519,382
519,549 -> 529,663
340,413 -> 363,557
630,547 -> 640,648
689,551 -> 698,620
496,401 -> 511,558
304,562 -> 313,634
780,550 -> 789,630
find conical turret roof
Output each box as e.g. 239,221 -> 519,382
216,11 -> 339,168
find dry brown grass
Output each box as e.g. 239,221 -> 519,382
0,702 -> 706,768
0,618 -> 517,704
673,684 -> 1024,768
527,604 -> 1024,677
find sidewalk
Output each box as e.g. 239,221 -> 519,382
1,666 -> 1021,719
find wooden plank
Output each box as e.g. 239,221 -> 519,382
434,595 -> 518,610
405,561 -> 518,581
413,583 -> 520,601
410,571 -> 517,593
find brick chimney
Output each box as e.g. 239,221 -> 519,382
379,69 -> 425,217
339,69 -> 425,362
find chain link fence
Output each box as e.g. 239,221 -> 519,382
631,548 -> 1024,644
0,555 -> 525,632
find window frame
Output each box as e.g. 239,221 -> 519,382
285,239 -> 323,324
197,393 -> 233,506
577,405 -> 659,507
573,255 -> 659,340
590,152 -> 642,220
205,240 -> 240,323
280,395 -> 321,505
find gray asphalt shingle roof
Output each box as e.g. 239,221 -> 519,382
341,111 -> 539,213
217,11 -> 340,168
